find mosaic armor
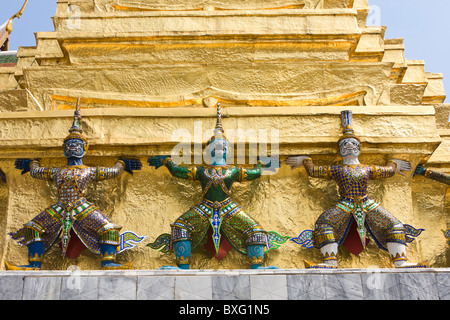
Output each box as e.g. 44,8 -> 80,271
290,110 -> 427,269
149,103 -> 287,268
10,161 -> 125,256
165,160 -> 268,256
6,99 -> 143,270
423,168 -> 450,185
301,158 -> 417,251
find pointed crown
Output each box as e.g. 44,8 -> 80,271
64,98 -> 89,149
206,103 -> 228,146
338,110 -> 360,144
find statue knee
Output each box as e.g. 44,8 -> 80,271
313,226 -> 337,249
384,223 -> 406,246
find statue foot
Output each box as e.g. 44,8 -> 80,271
4,261 -> 41,271
101,261 -> 134,270
251,265 -> 279,270
159,266 -> 182,270
158,265 -> 189,270
304,260 -> 337,269
395,260 -> 430,269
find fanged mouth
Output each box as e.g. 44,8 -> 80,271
65,146 -> 83,156
342,147 -> 358,155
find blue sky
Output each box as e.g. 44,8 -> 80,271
1,0 -> 449,102
371,0 -> 450,101
1,1 -> 57,49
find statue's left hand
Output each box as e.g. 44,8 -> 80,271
392,159 -> 412,176
413,164 -> 426,177
120,159 -> 143,175
148,156 -> 170,169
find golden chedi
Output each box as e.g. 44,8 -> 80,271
0,0 -> 448,270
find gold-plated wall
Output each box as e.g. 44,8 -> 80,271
0,0 -> 448,270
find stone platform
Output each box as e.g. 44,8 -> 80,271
0,268 -> 449,301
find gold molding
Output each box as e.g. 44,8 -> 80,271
111,4 -> 305,12
51,91 -> 366,110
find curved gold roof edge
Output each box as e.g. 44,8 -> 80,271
5,0 -> 29,35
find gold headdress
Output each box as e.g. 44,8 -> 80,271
64,98 -> 89,150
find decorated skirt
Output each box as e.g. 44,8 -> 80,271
292,197 -> 424,253
149,197 -> 289,256
9,198 -> 121,256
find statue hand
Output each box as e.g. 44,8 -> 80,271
285,156 -> 310,169
148,156 -> 170,169
120,159 -> 142,175
414,164 -> 426,177
14,159 -> 34,175
392,159 -> 411,176
258,158 -> 280,171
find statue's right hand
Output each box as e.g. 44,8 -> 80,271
285,156 -> 310,169
14,159 -> 34,175
147,156 -> 170,169
120,158 -> 143,175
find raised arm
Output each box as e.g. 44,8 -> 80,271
95,158 -> 142,181
303,158 -> 332,179
148,156 -> 198,180
286,156 -> 332,179
237,163 -> 263,182
371,161 -> 396,179
95,161 -> 125,181
424,169 -> 450,185
31,161 -> 56,181
415,164 -> 450,185
237,158 -> 280,182
15,159 -> 55,181
371,159 -> 411,179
